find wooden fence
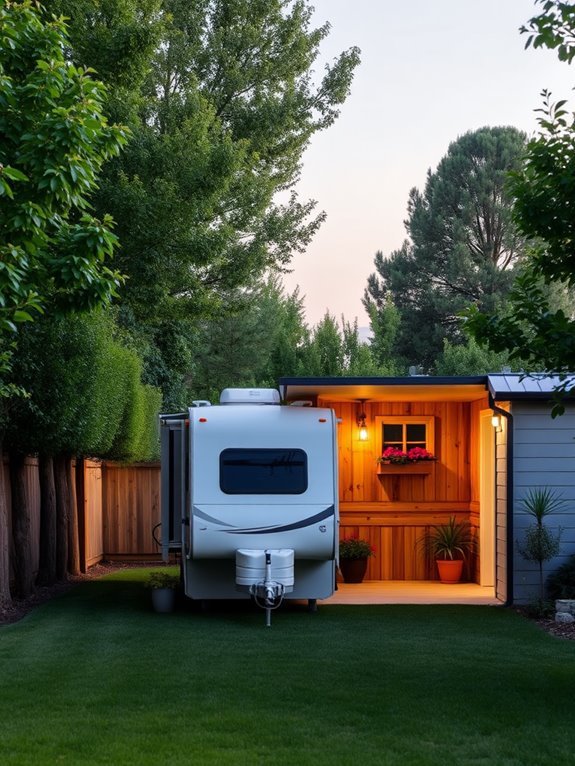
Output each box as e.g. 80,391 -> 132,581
102,462 -> 161,560
4,458 -> 162,582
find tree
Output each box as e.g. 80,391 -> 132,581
0,1 -> 128,338
464,3 -> 575,401
52,0 -> 360,408
190,278 -> 310,402
0,1 -> 127,606
465,99 -> 575,388
6,311 -> 161,592
364,127 -> 528,370
434,338 -> 517,376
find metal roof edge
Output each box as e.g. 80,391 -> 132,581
279,375 -> 488,388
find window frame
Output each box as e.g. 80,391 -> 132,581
375,415 -> 435,456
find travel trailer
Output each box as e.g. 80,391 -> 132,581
160,388 -> 339,623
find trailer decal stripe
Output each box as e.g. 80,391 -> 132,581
193,508 -> 236,527
193,506 -> 334,535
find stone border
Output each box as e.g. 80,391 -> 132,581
555,600 -> 575,624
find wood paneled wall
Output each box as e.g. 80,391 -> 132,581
321,397 -> 488,581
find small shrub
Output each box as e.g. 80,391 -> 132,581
145,572 -> 180,589
339,537 -> 375,560
546,554 -> 575,600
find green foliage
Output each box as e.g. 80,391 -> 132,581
434,338 -> 518,376
465,13 -> 575,388
364,295 -> 401,372
298,312 -> 388,378
339,537 -> 374,560
518,525 -> 561,565
365,127 -> 529,370
0,0 -> 128,337
55,0 -> 360,408
521,0 -> 575,63
145,570 -> 180,589
546,553 -> 575,599
417,517 -> 476,561
5,311 -> 161,461
517,487 -> 564,608
107,348 -> 161,463
517,487 -> 564,568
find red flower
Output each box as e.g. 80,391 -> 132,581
379,446 -> 435,464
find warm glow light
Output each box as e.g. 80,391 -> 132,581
357,401 -> 368,440
491,414 -> 502,431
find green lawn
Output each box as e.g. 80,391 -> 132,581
1,568 -> 574,766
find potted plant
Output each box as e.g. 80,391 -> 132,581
417,517 -> 476,584
145,571 -> 180,613
338,537 -> 375,583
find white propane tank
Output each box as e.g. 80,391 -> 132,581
235,549 -> 294,590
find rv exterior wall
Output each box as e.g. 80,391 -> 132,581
180,400 -> 338,601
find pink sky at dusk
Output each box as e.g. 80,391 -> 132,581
283,0 -> 575,329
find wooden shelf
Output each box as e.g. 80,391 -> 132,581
376,462 -> 435,476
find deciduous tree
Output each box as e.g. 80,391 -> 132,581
0,1 -> 127,605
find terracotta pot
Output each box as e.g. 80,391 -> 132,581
436,559 -> 463,584
339,557 -> 368,583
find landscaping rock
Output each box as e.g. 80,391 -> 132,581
555,600 -> 575,616
555,611 -> 575,624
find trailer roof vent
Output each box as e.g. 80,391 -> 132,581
220,388 -> 280,405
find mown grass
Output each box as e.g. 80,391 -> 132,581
1,568 -> 574,765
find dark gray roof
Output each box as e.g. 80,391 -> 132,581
487,374 -> 575,400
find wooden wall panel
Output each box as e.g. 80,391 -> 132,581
326,396 -> 489,582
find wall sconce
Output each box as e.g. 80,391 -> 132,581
491,414 -> 502,432
357,401 -> 368,441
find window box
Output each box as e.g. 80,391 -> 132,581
376,461 -> 435,476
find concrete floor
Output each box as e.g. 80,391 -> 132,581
320,580 -> 500,606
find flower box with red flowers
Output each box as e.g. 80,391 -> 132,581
376,447 -> 436,475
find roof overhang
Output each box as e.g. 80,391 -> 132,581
487,373 -> 575,401
279,376 -> 489,403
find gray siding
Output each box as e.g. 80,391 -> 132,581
512,404 -> 575,604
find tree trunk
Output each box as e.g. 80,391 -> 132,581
37,454 -> 57,586
54,454 -> 69,581
10,452 -> 35,598
0,448 -> 12,607
67,456 -> 80,576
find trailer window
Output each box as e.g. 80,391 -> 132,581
220,449 -> 308,494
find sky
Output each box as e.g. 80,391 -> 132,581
282,0 -> 575,329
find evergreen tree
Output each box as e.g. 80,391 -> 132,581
365,127 -> 528,370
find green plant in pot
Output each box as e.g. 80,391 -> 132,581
417,517 -> 476,584
145,571 -> 180,613
338,537 -> 375,583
